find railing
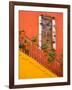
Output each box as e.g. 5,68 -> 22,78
29,44 -> 48,65
23,36 -> 63,77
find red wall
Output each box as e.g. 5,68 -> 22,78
19,11 -> 63,55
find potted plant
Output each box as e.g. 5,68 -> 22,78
24,39 -> 30,55
59,53 -> 63,75
47,49 -> 56,63
41,43 -> 48,56
31,36 -> 38,46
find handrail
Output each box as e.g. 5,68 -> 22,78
23,35 -> 63,76
25,35 -> 62,64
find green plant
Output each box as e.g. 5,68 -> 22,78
59,53 -> 63,73
47,50 -> 56,62
24,38 -> 29,44
32,36 -> 37,43
48,51 -> 56,57
31,36 -> 38,46
41,43 -> 48,54
41,43 -> 48,50
48,56 -> 54,62
19,44 -> 24,49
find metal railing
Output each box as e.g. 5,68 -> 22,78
22,36 -> 63,77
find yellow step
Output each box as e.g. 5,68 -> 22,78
19,51 -> 57,79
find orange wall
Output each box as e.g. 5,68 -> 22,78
19,11 -> 63,55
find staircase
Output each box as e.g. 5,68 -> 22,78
29,44 -> 48,65
22,36 -> 63,77
19,51 -> 57,79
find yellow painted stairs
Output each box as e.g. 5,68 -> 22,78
19,51 -> 57,79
